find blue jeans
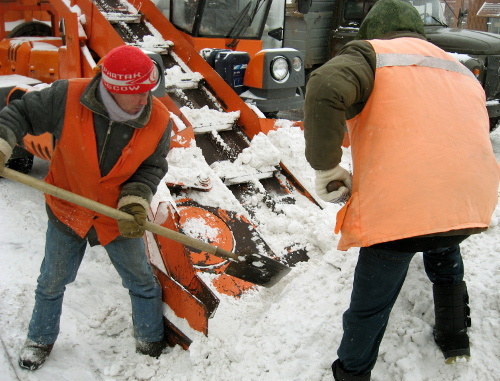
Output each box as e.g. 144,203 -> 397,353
337,245 -> 464,376
28,220 -> 164,345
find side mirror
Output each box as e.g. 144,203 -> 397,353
145,51 -> 166,98
268,27 -> 284,41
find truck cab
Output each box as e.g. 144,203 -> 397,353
285,0 -> 500,130
154,0 -> 305,117
333,0 -> 500,130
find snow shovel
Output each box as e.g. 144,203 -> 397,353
0,167 -> 291,287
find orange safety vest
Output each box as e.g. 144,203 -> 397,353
335,37 -> 500,251
45,78 -> 169,246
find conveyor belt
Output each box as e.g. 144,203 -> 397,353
93,0 -> 312,264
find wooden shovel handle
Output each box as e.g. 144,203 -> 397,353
1,167 -> 239,261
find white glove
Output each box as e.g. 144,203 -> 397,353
315,166 -> 352,203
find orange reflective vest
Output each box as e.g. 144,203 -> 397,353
335,37 -> 500,251
45,78 -> 169,246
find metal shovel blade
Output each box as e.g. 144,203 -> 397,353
225,253 -> 292,287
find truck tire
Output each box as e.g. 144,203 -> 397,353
7,21 -> 53,38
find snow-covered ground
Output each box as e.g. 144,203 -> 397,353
0,125 -> 498,381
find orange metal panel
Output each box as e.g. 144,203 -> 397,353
156,94 -> 196,149
0,1 -> 55,39
43,0 -> 81,78
243,50 -> 265,88
190,36 -> 263,58
73,0 -> 128,60
0,39 -> 62,81
1,0 -> 83,78
29,47 -> 60,82
127,0 -> 266,140
177,204 -> 234,269
154,269 -> 210,337
2,40 -> 31,75
257,118 -> 303,135
154,203 -> 201,286
174,199 -> 264,297
151,201 -> 219,334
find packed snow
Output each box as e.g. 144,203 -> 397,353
0,120 -> 499,381
2,0 -> 499,378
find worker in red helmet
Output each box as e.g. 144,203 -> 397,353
0,45 -> 172,370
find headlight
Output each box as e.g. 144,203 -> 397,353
450,53 -> 484,82
471,66 -> 481,79
243,48 -> 305,89
271,56 -> 289,82
292,56 -> 302,72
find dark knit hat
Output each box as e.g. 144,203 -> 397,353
357,0 -> 425,40
101,45 -> 157,94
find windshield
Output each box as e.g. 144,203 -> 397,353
169,0 -> 272,39
403,0 -> 448,26
343,0 -> 376,21
343,0 -> 448,27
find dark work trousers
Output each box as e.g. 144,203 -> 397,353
337,245 -> 464,375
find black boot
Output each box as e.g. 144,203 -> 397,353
433,281 -> 471,363
136,338 -> 167,358
332,360 -> 371,381
18,339 -> 54,370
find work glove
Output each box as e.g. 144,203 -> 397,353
118,203 -> 148,238
315,165 -> 352,204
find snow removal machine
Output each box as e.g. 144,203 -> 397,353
0,0 -> 320,348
